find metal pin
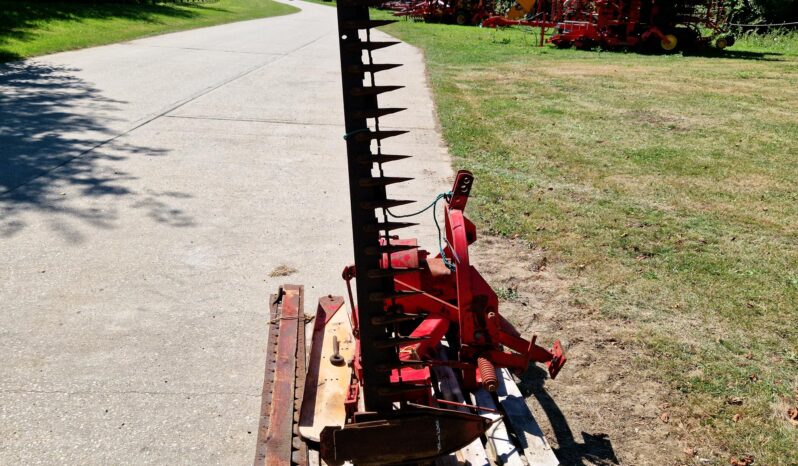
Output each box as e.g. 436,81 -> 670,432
330,335 -> 345,366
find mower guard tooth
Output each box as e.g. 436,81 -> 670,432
344,40 -> 400,52
359,198 -> 415,209
346,63 -> 403,75
358,176 -> 412,187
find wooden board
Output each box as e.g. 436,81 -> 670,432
298,301 -> 355,442
496,368 -> 560,466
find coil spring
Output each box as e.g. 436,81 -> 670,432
477,357 -> 498,392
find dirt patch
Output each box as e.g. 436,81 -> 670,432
470,235 -> 683,465
269,264 -> 298,277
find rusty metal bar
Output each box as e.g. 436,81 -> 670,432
254,285 -> 306,466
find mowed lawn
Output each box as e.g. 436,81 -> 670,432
0,0 -> 298,62
375,15 -> 798,465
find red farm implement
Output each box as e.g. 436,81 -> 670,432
393,0 -> 495,25
483,0 -> 735,52
253,0 -> 567,464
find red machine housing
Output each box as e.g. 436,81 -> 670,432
345,171 -> 565,404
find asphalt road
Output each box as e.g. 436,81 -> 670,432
0,1 -> 452,463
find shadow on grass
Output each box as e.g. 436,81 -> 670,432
683,47 -> 785,61
0,0 -> 224,61
574,44 -> 785,61
517,365 -> 619,466
0,60 -> 195,242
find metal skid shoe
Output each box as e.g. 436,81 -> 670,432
319,407 -> 492,466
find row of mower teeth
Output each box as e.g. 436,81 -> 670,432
337,6 -> 419,410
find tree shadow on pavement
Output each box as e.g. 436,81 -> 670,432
518,365 -> 619,466
0,61 -> 194,242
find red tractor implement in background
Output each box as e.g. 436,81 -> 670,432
393,0 -> 495,25
483,0 -> 735,52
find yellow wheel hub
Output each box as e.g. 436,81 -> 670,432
661,34 -> 678,51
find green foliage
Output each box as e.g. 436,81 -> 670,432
736,28 -> 798,53
492,0 -> 515,15
0,0 -> 298,61
727,0 -> 798,24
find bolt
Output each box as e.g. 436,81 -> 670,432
330,335 -> 345,366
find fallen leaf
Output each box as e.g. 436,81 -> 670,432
748,373 -> 758,382
732,413 -> 742,423
744,352 -> 753,359
730,455 -> 754,466
788,407 -> 798,426
727,396 -> 744,405
660,412 -> 670,423
683,447 -> 696,456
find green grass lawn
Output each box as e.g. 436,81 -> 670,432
0,0 -> 298,62
368,13 -> 797,465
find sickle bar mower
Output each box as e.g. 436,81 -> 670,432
254,1 -> 565,464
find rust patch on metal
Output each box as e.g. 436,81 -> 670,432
254,285 -> 307,466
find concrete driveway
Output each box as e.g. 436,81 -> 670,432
0,1 -> 452,463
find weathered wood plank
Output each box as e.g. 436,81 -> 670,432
298,299 -> 354,442
496,368 -> 560,466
